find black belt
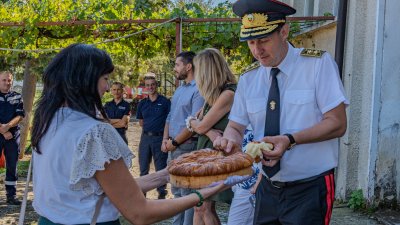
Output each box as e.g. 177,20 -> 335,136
143,131 -> 163,136
267,169 -> 334,189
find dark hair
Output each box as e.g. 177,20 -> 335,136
31,43 -> 114,153
112,81 -> 124,89
177,51 -> 196,70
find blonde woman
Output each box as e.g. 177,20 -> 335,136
30,44 -> 247,225
188,48 -> 237,225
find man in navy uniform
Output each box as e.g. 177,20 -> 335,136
104,82 -> 131,144
0,71 -> 25,205
136,73 -> 171,199
213,0 -> 348,224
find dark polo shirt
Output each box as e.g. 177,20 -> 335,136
136,95 -> 171,133
0,91 -> 25,136
104,99 -> 131,137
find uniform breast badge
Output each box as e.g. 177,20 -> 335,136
269,100 -> 276,110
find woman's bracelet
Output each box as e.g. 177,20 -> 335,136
191,190 -> 204,207
185,115 -> 197,132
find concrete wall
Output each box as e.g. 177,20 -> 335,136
373,0 -> 400,206
337,0 -> 400,206
291,21 -> 336,56
335,0 -> 379,203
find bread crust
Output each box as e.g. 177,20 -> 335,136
168,149 -> 254,188
170,166 -> 253,189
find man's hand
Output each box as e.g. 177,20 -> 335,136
161,139 -> 169,152
165,139 -> 177,152
0,124 -> 10,134
260,135 -> 290,167
2,131 -> 13,140
205,129 -> 223,143
213,136 -> 241,154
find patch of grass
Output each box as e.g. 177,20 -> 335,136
17,159 -> 31,177
348,189 -> 366,210
0,157 -> 31,177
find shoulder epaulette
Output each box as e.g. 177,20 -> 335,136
241,61 -> 260,75
300,48 -> 326,58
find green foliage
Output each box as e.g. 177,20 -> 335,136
348,189 -> 366,210
0,0 -> 253,84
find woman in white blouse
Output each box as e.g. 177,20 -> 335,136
30,44 -> 242,225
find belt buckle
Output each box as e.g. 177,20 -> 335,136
270,180 -> 283,189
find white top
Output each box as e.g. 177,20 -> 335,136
33,108 -> 134,224
229,44 -> 349,182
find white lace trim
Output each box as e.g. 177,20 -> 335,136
69,123 -> 134,195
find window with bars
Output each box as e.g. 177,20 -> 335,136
281,0 -> 339,17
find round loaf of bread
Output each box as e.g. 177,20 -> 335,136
168,149 -> 254,188
245,141 -> 274,162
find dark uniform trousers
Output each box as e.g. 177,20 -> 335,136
138,133 -> 168,195
254,170 -> 335,225
0,131 -> 20,198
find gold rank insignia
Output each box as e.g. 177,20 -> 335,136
300,48 -> 326,58
269,100 -> 276,110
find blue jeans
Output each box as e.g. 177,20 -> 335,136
169,142 -> 198,225
138,134 -> 168,195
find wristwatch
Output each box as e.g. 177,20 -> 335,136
283,133 -> 296,150
171,138 -> 180,147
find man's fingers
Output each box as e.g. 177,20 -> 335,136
213,137 -> 221,149
225,141 -> 233,153
261,158 -> 279,167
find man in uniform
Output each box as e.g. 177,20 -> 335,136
104,82 -> 131,144
0,71 -> 25,205
213,1 -> 348,224
136,73 -> 171,199
161,51 -> 204,225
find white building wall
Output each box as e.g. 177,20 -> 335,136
338,0 -> 400,205
374,0 -> 400,204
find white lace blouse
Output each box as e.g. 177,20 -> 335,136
33,108 -> 134,224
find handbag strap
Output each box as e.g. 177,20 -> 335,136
17,154 -> 106,225
18,154 -> 33,225
90,194 -> 105,225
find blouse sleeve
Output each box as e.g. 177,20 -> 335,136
69,123 -> 134,195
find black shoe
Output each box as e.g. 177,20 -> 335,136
6,197 -> 21,205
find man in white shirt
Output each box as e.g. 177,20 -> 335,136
213,0 -> 348,224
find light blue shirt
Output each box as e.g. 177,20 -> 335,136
166,79 -> 204,138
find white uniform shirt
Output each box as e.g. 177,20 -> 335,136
33,108 -> 134,224
229,44 -> 349,182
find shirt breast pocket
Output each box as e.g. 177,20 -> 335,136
246,98 -> 267,128
284,90 -> 317,130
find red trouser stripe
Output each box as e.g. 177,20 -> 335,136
324,174 -> 334,225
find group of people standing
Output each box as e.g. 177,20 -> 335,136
1,0 -> 348,224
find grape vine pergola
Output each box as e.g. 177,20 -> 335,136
0,15 -> 335,56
